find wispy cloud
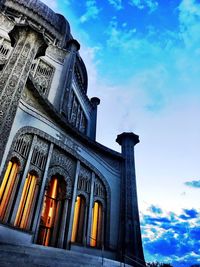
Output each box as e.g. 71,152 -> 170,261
129,0 -> 158,13
80,0 -> 101,23
107,0 -> 123,10
184,180 -> 200,188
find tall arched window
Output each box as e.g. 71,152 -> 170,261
14,172 -> 38,230
90,201 -> 103,248
0,159 -> 20,222
37,176 -> 66,247
71,195 -> 86,244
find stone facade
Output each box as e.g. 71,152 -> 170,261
0,0 -> 145,265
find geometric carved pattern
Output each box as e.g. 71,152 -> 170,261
14,134 -> 33,159
30,59 -> 54,96
94,177 -> 106,200
50,148 -> 75,180
0,25 -> 47,165
30,137 -> 49,170
0,37 -> 12,64
68,90 -> 87,134
78,166 -> 91,193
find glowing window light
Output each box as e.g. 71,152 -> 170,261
90,202 -> 103,247
0,161 -> 19,221
37,177 -> 59,246
14,173 -> 37,229
71,196 -> 81,242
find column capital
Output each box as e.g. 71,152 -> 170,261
116,132 -> 140,146
67,39 -> 80,52
8,24 -> 48,58
90,97 -> 100,107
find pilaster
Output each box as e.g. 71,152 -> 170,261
0,24 -> 47,165
60,39 -> 80,118
87,172 -> 95,246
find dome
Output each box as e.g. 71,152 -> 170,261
3,0 -> 71,45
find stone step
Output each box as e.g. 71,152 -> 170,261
0,243 -> 129,267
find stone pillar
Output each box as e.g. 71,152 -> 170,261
0,24 -> 47,165
116,132 -> 145,266
57,198 -> 69,248
90,97 -> 100,140
60,39 -> 80,119
87,172 -> 95,246
66,160 -> 80,249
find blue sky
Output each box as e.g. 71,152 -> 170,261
42,0 -> 200,265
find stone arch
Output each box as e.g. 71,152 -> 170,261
76,191 -> 89,206
47,165 -> 72,199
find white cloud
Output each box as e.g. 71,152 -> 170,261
107,0 -> 123,10
80,0 -> 101,23
129,0 -> 158,12
178,0 -> 200,49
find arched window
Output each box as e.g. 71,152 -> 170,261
71,195 -> 86,244
14,172 -> 38,230
0,159 -> 20,222
37,175 -> 66,247
90,201 -> 103,248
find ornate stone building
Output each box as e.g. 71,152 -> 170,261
0,0 -> 145,265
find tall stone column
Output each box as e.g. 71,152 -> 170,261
116,132 -> 145,266
90,97 -> 100,141
66,160 -> 80,249
87,172 -> 95,246
60,39 -> 80,118
0,24 -> 47,165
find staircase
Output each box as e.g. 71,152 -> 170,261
0,242 -> 130,267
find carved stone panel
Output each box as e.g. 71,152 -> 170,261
30,59 -> 54,96
50,148 -> 76,181
78,166 -> 91,193
94,177 -> 106,200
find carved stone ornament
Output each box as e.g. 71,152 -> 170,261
0,24 -> 48,165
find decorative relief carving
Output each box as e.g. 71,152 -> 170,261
74,63 -> 85,92
78,166 -> 91,193
67,90 -> 87,134
50,148 -> 75,180
0,38 -> 12,63
30,59 -> 54,96
14,134 -> 33,158
94,177 -> 106,199
0,25 -> 47,164
31,138 -> 49,171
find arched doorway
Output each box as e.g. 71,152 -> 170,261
0,158 -> 20,222
71,195 -> 86,244
37,175 -> 66,247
